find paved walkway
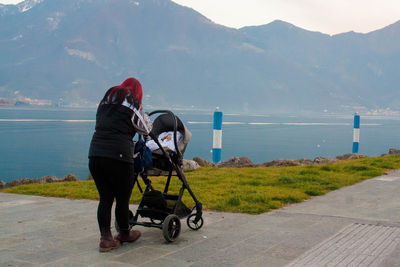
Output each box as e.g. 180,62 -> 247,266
1,170 -> 400,266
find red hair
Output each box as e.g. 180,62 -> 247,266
101,77 -> 143,108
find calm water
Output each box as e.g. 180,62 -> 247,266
0,107 -> 399,182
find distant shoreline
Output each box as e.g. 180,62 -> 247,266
1,105 -> 400,117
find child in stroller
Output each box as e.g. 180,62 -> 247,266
117,110 -> 203,242
145,131 -> 182,152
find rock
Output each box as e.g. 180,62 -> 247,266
0,180 -> 5,189
193,157 -> 215,167
381,149 -> 400,156
217,157 -> 255,168
5,178 -> 34,188
4,174 -> 78,188
87,173 -> 93,180
298,158 -> 313,165
314,157 -> 338,164
336,153 -> 368,160
62,174 -> 78,182
44,176 -> 59,182
35,176 -> 59,183
260,158 -> 313,167
388,148 -> 400,155
261,159 -> 301,167
182,159 -> 201,171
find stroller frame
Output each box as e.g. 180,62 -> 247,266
127,110 -> 203,242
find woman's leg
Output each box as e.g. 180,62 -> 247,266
112,161 -> 141,243
89,157 -> 116,233
89,157 -> 120,252
113,161 -> 136,231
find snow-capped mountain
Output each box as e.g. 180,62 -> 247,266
1,0 -> 43,16
17,0 -> 44,12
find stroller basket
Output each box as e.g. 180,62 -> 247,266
138,190 -> 191,221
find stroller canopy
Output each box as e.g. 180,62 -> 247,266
150,113 -> 192,155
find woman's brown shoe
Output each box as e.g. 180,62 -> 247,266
99,237 -> 120,252
99,228 -> 121,252
116,229 -> 141,244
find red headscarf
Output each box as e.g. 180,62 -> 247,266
101,77 -> 143,108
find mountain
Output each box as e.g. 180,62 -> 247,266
0,3 -> 18,16
0,0 -> 399,113
0,0 -> 43,15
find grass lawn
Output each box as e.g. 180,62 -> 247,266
1,155 -> 400,214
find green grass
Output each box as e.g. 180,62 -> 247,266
2,155 -> 400,214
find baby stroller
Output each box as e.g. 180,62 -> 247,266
117,110 -> 203,242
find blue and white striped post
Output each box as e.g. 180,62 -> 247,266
352,113 -> 360,153
212,107 -> 223,164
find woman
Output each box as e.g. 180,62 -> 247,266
88,77 -> 152,252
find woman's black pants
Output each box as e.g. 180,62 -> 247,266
89,157 -> 136,235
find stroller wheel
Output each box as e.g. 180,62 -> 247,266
162,214 -> 181,242
114,210 -> 134,232
186,214 -> 204,230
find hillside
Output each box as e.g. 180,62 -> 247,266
0,0 -> 399,113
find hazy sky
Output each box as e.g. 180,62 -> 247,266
172,0 -> 400,35
1,0 -> 399,35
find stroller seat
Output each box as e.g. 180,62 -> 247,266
146,113 -> 192,173
149,113 -> 191,155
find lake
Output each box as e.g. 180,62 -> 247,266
0,107 -> 399,182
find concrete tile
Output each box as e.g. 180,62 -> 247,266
380,256 -> 400,267
192,243 -> 265,266
89,261 -> 136,266
380,242 -> 400,267
15,248 -> 71,265
43,251 -> 124,267
271,215 -> 322,232
205,213 -> 256,232
10,232 -> 88,253
264,243 -> 309,262
44,260 -> 94,267
0,260 -> 38,267
139,233 -> 204,253
279,220 -> 352,248
0,218 -> 59,238
140,257 -> 192,267
0,249 -> 20,263
111,246 -> 170,265
107,228 -> 164,256
165,228 -> 264,263
237,254 -> 291,267
164,238 -> 220,262
103,240 -> 146,256
49,212 -> 94,224
52,236 -> 99,254
0,236 -> 27,250
243,229 -> 290,248
256,211 -> 302,223
200,211 -> 230,226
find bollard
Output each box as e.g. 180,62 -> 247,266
352,113 -> 360,153
212,107 -> 223,164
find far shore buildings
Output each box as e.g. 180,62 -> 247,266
0,97 -> 52,107
0,98 -> 14,106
